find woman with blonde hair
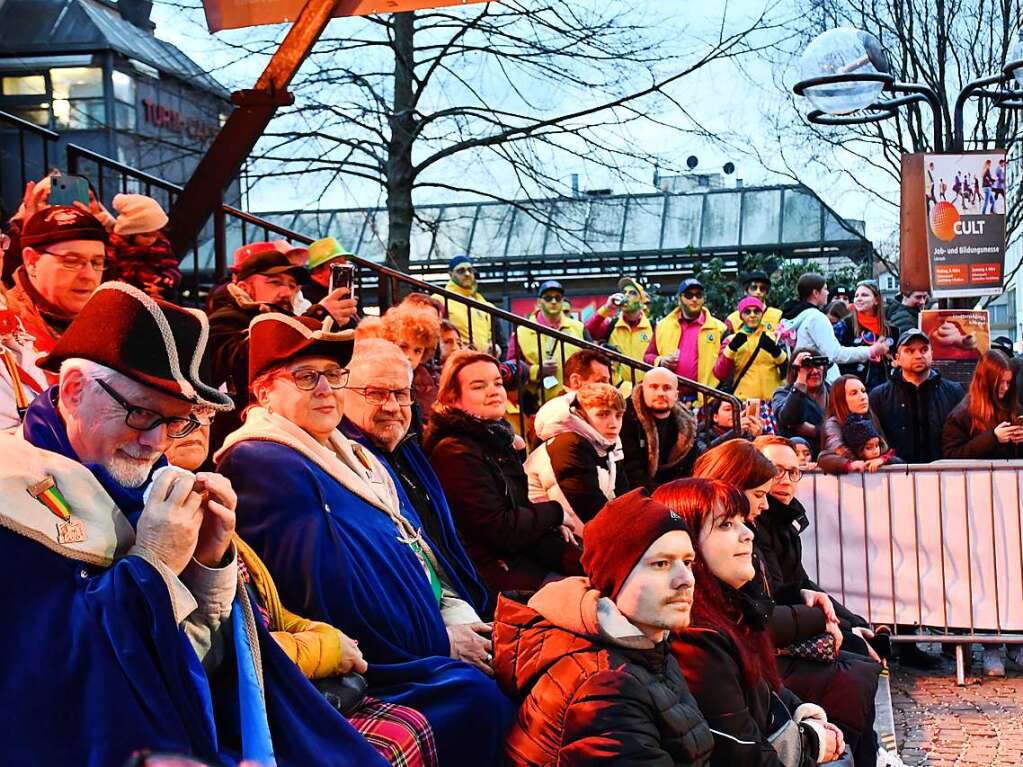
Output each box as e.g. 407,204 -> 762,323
384,302 -> 443,420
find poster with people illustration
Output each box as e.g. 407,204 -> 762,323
923,151 -> 1006,298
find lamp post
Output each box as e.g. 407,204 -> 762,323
793,27 -> 1023,153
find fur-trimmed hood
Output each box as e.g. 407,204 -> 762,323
630,383 -> 698,478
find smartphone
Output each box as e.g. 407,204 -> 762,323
329,262 -> 356,299
803,355 -> 830,368
744,398 -> 760,418
48,174 -> 90,207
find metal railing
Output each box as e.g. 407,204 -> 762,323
0,110 -> 59,218
1,109 -> 740,426
798,461 -> 1023,685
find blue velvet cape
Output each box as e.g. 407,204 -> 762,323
7,389 -> 388,766
218,437 -> 514,766
339,417 -> 490,617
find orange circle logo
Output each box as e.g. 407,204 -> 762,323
929,201 -> 960,242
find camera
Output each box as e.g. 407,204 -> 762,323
800,355 -> 829,368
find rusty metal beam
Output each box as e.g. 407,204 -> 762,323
168,0 -> 346,259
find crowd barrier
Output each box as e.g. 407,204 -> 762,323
797,461 -> 1023,683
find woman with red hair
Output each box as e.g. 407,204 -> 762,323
942,349 -> 1023,460
653,478 -> 846,767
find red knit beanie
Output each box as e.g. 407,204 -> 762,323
582,488 -> 691,599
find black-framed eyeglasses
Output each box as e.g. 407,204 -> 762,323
95,379 -> 201,439
774,466 -> 803,483
345,386 -> 414,406
285,367 -> 349,391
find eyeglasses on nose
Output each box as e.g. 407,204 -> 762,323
774,467 -> 802,482
346,386 -> 414,405
287,367 -> 349,390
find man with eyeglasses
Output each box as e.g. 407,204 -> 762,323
6,205 -> 108,356
753,436 -> 897,767
0,284 -> 400,766
340,338 -> 491,636
432,254 -> 505,355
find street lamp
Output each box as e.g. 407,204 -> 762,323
793,26 -> 1023,152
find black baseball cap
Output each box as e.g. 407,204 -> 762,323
895,328 -> 929,351
236,250 -> 309,283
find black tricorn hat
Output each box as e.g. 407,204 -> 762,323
38,282 -> 234,411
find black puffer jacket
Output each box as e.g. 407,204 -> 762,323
494,578 -> 713,767
424,406 -> 582,593
673,627 -> 821,767
869,369 -> 965,464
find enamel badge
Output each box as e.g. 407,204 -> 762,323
28,475 -> 86,545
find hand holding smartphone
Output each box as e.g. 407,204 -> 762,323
330,262 -> 356,299
48,175 -> 91,207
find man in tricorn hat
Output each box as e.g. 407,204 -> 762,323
0,282 -> 390,766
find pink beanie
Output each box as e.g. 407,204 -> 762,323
112,194 -> 168,236
737,295 -> 765,314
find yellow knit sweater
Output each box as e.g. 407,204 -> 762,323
234,535 -> 347,680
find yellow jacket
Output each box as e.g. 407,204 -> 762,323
651,307 -> 727,390
234,535 -> 347,680
433,281 -> 496,353
591,308 -> 653,390
717,322 -> 788,401
515,312 -> 586,398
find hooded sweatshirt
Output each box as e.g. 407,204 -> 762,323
493,577 -> 713,767
780,300 -> 871,383
525,393 -> 627,534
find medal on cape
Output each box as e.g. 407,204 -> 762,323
351,443 -> 381,483
27,475 -> 87,545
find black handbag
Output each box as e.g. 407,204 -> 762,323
314,672 -> 368,716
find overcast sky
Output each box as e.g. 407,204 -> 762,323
150,0 -> 898,243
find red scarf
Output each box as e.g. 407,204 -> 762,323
856,310 -> 881,338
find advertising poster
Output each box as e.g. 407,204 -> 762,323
204,0 -> 488,32
919,309 -> 990,361
923,151 -> 1006,298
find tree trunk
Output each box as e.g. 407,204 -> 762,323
386,11 -> 416,278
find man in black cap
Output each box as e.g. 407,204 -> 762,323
869,329 -> 965,464
725,270 -> 783,338
492,488 -> 712,766
207,247 -> 357,451
510,278 -> 588,402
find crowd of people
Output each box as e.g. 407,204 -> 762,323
2,177 -> 1023,766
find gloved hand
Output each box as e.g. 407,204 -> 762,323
758,334 -> 782,356
727,333 -> 747,352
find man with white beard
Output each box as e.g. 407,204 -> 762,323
0,282 -> 392,766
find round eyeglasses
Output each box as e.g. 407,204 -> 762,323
774,467 -> 803,483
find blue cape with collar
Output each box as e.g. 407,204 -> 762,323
218,432 -> 514,766
8,388 -> 388,766
339,417 -> 491,617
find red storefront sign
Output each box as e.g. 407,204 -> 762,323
203,0 -> 489,32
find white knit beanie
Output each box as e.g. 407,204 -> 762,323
112,193 -> 169,236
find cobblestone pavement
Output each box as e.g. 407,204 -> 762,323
891,650 -> 1023,766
